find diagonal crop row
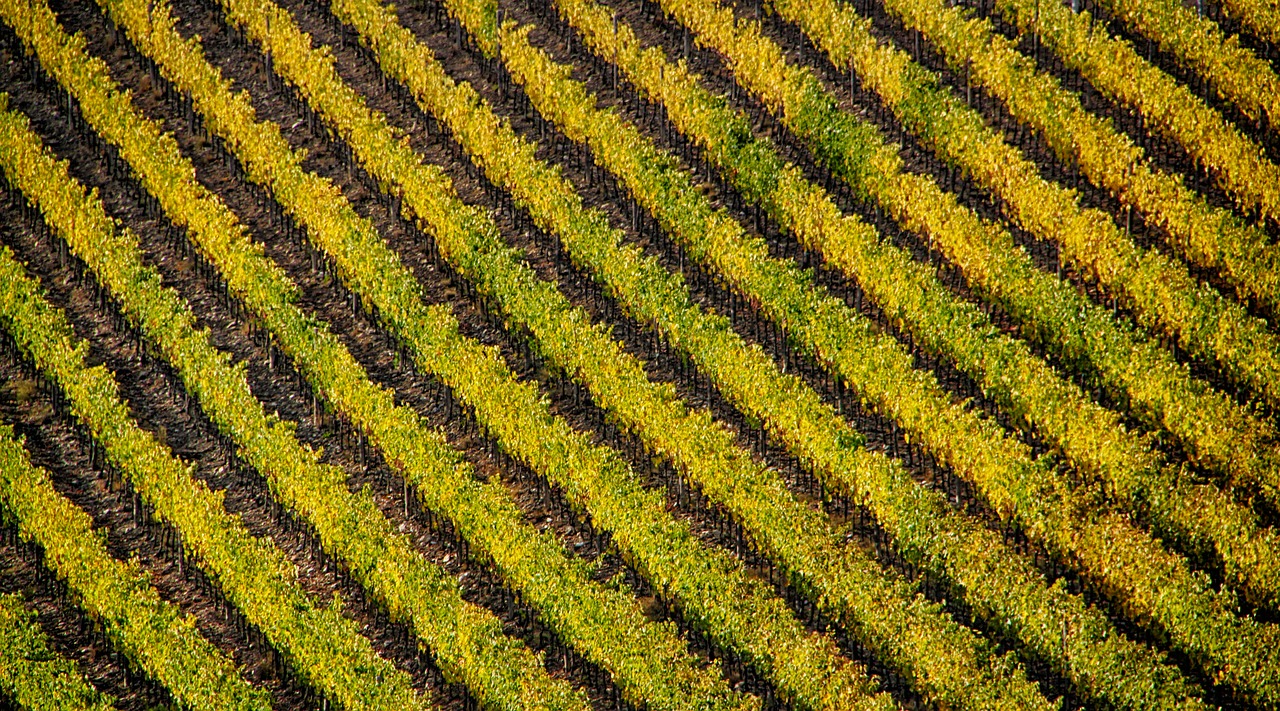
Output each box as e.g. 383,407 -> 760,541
342,0 -> 1225,709
761,0 -> 1280,600
0,586 -> 116,710
1090,0 -> 1280,130
454,0 -> 1280,705
653,0 -> 1280,517
12,0 -> 776,708
988,0 -> 1280,224
5,7 -> 599,711
0,85 -> 430,711
293,0 -> 1146,704
227,0 -> 1059,701
873,0 -> 1280,327
115,0 -> 884,703
1215,0 -> 1280,47
770,0 -> 1280,416
0,247 -> 272,711
549,0 -> 1280,615
166,0 -> 919,705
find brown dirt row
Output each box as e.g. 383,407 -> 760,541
1071,0 -> 1280,166
51,0 -> 764,704
569,0 -> 1238,445
446,0 -> 1263,704
337,0 -> 1151,705
742,0 -> 1280,421
0,321 -> 177,711
1,11 -> 472,709
157,0 -> 832,701
439,0 -> 1274,703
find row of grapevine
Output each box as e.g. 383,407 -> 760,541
343,0 -> 1228,707
773,0 -> 1280,602
0,250 -> 271,711
549,0 -> 1280,610
875,0 -> 1280,330
476,0 -> 1280,706
990,0 -> 1280,223
551,0 -> 1279,622
0,91 -> 427,711
0,589 -> 116,710
8,5 -> 596,709
346,0 -> 1212,710
1090,0 -> 1280,130
11,0 -> 768,707
156,0 -> 901,705
114,0 -> 886,702
326,0 -> 1124,704
774,0 -> 1280,415
233,0 -> 1053,702
652,0 -> 1280,516
1216,0 -> 1280,46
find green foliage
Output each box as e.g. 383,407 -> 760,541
204,0 -> 878,706
35,0 -> 759,707
876,0 -> 1280,423
0,591 -> 116,711
649,0 -> 1280,705
0,269 -> 269,711
0,15 -> 428,703
993,0 -> 1280,223
85,2 -> 600,707
1095,0 -> 1280,136
778,0 -> 1280,430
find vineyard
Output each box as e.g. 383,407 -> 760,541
0,0 -> 1277,705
